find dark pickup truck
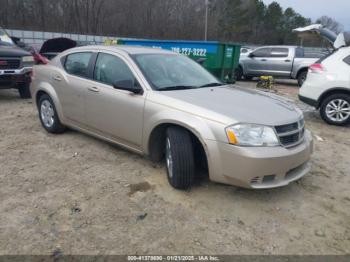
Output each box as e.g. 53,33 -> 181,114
0,28 -> 34,98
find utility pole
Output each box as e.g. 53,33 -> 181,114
204,0 -> 209,41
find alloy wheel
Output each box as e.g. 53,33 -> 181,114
325,99 -> 350,122
40,100 -> 55,128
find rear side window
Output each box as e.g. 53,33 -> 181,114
295,48 -> 304,58
64,52 -> 92,78
270,48 -> 289,58
252,48 -> 271,57
94,53 -> 135,86
343,55 -> 350,66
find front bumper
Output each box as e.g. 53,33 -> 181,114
206,130 -> 313,189
298,94 -> 318,108
0,67 -> 32,88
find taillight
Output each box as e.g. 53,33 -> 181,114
309,63 -> 326,73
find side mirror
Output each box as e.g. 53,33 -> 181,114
113,79 -> 143,95
248,53 -> 255,58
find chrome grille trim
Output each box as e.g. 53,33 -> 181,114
0,58 -> 21,70
274,119 -> 305,148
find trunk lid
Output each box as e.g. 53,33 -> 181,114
293,24 -> 348,49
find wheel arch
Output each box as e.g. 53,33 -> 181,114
296,67 -> 308,79
34,83 -> 64,122
145,118 -> 213,177
317,87 -> 350,109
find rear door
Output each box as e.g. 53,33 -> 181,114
52,52 -> 93,124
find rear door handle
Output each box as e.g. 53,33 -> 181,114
285,59 -> 291,62
53,75 -> 62,81
261,59 -> 267,62
88,86 -> 100,93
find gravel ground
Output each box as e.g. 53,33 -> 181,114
0,81 -> 349,255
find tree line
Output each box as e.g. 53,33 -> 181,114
0,0 -> 344,46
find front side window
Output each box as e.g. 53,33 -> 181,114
64,52 -> 92,78
252,48 -> 271,57
94,53 -> 135,86
133,54 -> 221,91
270,48 -> 289,58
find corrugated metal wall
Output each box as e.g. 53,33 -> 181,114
5,29 -> 116,45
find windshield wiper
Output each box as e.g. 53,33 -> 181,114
160,85 -> 198,91
199,82 -> 224,88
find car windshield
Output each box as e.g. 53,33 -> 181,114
132,53 -> 223,91
0,29 -> 15,46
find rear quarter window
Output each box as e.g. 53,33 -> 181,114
64,52 -> 92,78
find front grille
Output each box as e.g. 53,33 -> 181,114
275,123 -> 298,133
0,58 -> 21,69
275,119 -> 305,148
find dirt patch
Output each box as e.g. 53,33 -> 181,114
128,182 -> 153,197
0,86 -> 349,255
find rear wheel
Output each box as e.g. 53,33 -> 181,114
297,70 -> 308,87
165,127 -> 195,189
38,94 -> 66,133
235,66 -> 243,81
320,94 -> 350,126
18,82 -> 31,99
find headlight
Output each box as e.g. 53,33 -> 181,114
22,56 -> 34,63
226,124 -> 279,147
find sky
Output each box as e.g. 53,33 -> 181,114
262,0 -> 350,30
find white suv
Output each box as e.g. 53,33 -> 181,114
299,46 -> 350,126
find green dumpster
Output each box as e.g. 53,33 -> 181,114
117,39 -> 241,83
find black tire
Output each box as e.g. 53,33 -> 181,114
320,93 -> 350,126
38,94 -> 66,133
235,66 -> 243,81
297,70 -> 308,87
244,75 -> 253,81
165,127 -> 195,189
18,82 -> 32,99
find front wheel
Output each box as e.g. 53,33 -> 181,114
165,127 -> 195,189
38,94 -> 66,133
320,94 -> 350,126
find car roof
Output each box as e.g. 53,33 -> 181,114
67,45 -> 175,55
256,45 -> 298,49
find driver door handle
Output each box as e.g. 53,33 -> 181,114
88,86 -> 100,93
261,59 -> 267,62
285,59 -> 291,62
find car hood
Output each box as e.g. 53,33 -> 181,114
154,86 -> 302,126
40,38 -> 77,54
0,45 -> 31,57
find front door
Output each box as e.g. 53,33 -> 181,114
85,52 -> 145,149
245,47 -> 271,75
